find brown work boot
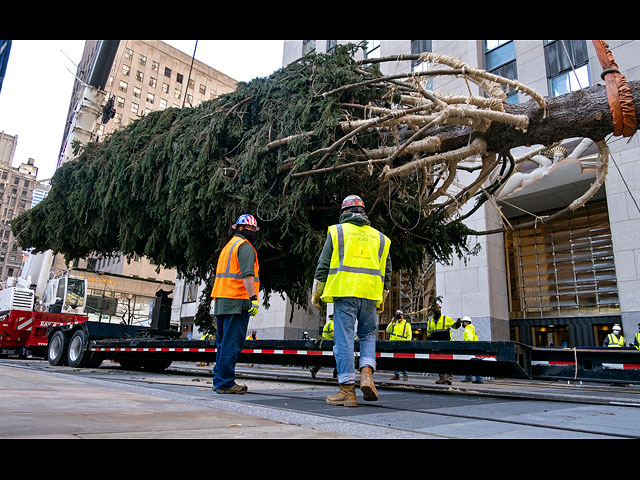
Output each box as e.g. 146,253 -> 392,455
326,383 -> 358,407
359,366 -> 378,401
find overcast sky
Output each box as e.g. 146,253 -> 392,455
0,40 -> 285,181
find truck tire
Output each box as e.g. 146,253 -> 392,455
67,329 -> 91,368
48,330 -> 70,366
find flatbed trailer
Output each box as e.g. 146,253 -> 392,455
0,309 -> 88,359
45,320 -> 640,384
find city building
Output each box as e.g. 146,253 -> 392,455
275,40 -> 639,348
37,41 -> 238,327
0,131 -> 38,282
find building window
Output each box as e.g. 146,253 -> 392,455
146,92 -> 154,104
544,40 -> 590,97
199,83 -> 206,95
124,48 -> 133,59
119,80 -> 128,93
484,40 -> 518,103
302,40 -> 316,56
365,40 -> 380,59
116,97 -> 125,108
131,102 -> 139,115
174,88 -> 181,99
505,201 -> 619,319
151,61 -> 159,72
176,73 -> 183,84
326,40 -> 337,54
183,281 -> 198,303
160,98 -> 167,109
136,70 -> 144,82
164,67 -> 172,78
122,64 -> 130,77
149,76 -> 157,88
411,40 -> 433,89
162,83 -> 169,94
138,54 -> 146,66
133,87 -> 141,99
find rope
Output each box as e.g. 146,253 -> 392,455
592,40 -> 637,138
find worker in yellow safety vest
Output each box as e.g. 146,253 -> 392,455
426,302 -> 460,385
312,194 -> 392,407
633,323 -> 640,351
387,310 -> 411,381
603,325 -> 626,347
460,316 -> 483,384
310,314 -> 337,379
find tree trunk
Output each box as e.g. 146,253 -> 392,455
436,80 -> 640,154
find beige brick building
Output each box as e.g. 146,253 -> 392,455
0,131 -> 40,282
49,40 -> 238,326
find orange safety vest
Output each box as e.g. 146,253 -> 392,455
210,235 -> 260,300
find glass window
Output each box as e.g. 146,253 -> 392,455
302,40 -> 316,55
366,40 -> 380,59
544,40 -> 590,97
411,40 -> 433,89
484,40 -> 518,103
505,201 -> 620,319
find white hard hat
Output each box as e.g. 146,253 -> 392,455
612,325 -> 621,331
461,316 -> 472,323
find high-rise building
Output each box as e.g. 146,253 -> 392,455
0,131 -> 38,281
48,41 -> 238,327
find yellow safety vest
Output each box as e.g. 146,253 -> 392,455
426,314 -> 456,339
210,235 -> 260,300
320,223 -> 390,308
387,320 -> 412,341
634,333 -> 640,351
462,324 -> 478,342
605,333 -> 625,347
322,320 -> 334,340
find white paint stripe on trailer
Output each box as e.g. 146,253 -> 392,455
89,346 -> 497,361
16,318 -> 33,330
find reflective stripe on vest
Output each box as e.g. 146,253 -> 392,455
210,236 -> 260,300
320,223 -> 390,307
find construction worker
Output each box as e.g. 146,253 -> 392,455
210,214 -> 261,394
310,314 -> 337,379
426,301 -> 460,384
312,194 -> 392,407
197,332 -> 214,367
387,310 -> 412,380
460,316 -> 484,384
632,323 -> 640,351
603,324 -> 626,347
246,331 -> 258,340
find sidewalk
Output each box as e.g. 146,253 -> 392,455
0,364 -> 355,439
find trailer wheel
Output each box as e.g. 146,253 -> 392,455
48,330 -> 70,366
67,329 -> 91,368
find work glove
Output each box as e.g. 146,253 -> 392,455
312,280 -> 325,309
376,290 -> 389,314
248,296 -> 259,316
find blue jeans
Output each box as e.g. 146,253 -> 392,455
213,312 -> 250,390
333,297 -> 378,385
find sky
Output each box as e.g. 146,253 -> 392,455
0,40 -> 285,181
